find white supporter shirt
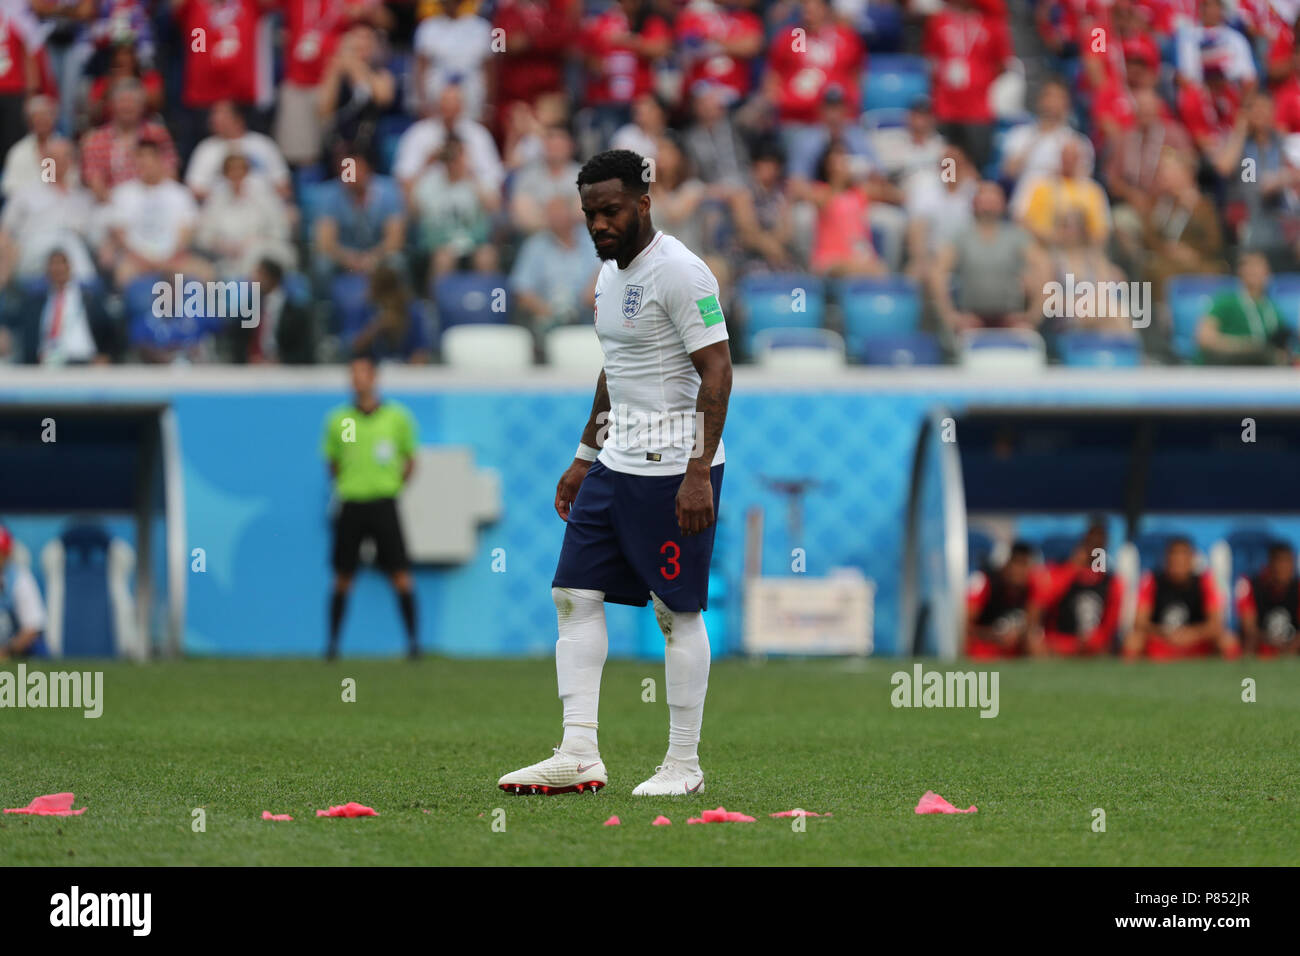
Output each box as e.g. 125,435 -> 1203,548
594,231 -> 728,476
109,179 -> 199,262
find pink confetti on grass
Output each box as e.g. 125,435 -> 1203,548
3,792 -> 86,816
914,790 -> 977,814
316,802 -> 378,818
261,811 -> 293,821
651,815 -> 672,826
688,806 -> 755,824
603,815 -> 621,826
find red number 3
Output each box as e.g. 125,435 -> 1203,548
660,540 -> 681,580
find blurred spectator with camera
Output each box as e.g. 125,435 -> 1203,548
411,134 -> 500,280
186,99 -> 291,202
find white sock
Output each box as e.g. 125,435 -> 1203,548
554,587 -> 607,755
653,593 -> 710,766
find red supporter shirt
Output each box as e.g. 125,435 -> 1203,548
175,0 -> 265,107
922,8 -> 1012,124
0,7 -> 37,96
80,122 -> 179,190
1177,79 -> 1240,144
278,0 -> 379,87
767,22 -> 863,124
1276,76 -> 1300,132
493,0 -> 578,107
581,8 -> 672,106
676,3 -> 763,102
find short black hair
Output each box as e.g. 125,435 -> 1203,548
1009,541 -> 1035,560
1167,535 -> 1193,551
257,257 -> 284,285
350,349 -> 378,366
576,149 -> 650,196
1268,540 -> 1294,559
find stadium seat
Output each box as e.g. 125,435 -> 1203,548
860,331 -> 943,366
300,180 -> 335,241
433,273 -> 511,327
958,328 -> 1047,371
862,54 -> 928,112
440,324 -> 534,371
1132,532 -> 1176,573
544,323 -> 605,373
1057,332 -> 1142,367
1166,275 -> 1236,361
751,328 -> 847,370
1223,528 -> 1278,583
736,273 -> 825,353
376,114 -> 415,175
1038,534 -> 1077,564
968,528 -> 996,572
862,107 -> 909,130
1268,273 -> 1300,333
331,272 -> 371,336
39,524 -> 137,658
835,276 -> 921,357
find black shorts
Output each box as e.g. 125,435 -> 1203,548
332,498 -> 410,575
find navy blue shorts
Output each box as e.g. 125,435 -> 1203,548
553,460 -> 723,612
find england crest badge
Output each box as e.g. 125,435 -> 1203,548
622,284 -> 644,322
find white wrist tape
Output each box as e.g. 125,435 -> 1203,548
575,443 -> 599,462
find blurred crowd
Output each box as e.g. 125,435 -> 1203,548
0,0 -> 1299,365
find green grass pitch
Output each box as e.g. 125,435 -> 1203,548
2,657 -> 1296,866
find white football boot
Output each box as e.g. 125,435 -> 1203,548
497,747 -> 608,795
631,759 -> 705,796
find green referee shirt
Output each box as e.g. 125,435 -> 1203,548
322,401 -> 418,502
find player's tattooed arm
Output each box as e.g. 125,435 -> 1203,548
555,370 -> 610,521
677,342 -> 732,536
579,369 -> 611,450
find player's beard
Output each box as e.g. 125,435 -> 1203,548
596,211 -> 643,262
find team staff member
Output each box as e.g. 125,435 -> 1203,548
1125,537 -> 1240,659
1235,542 -> 1300,657
1027,523 -> 1124,657
966,542 -> 1035,659
322,353 -> 420,660
0,524 -> 48,660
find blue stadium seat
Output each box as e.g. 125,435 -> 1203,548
1133,532 -> 1175,573
56,524 -> 117,657
300,181 -> 336,241
863,54 -> 929,112
1224,528 -> 1278,582
1038,534 -> 1077,564
1057,332 -> 1142,367
377,114 -> 415,175
433,273 -> 511,327
968,529 -> 996,572
736,273 -> 825,353
1268,273 -> 1300,333
1167,275 -> 1235,361
862,107 -> 909,130
331,273 -> 371,334
836,276 -> 921,358
860,331 -> 942,366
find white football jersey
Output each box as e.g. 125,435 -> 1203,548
593,231 -> 729,476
